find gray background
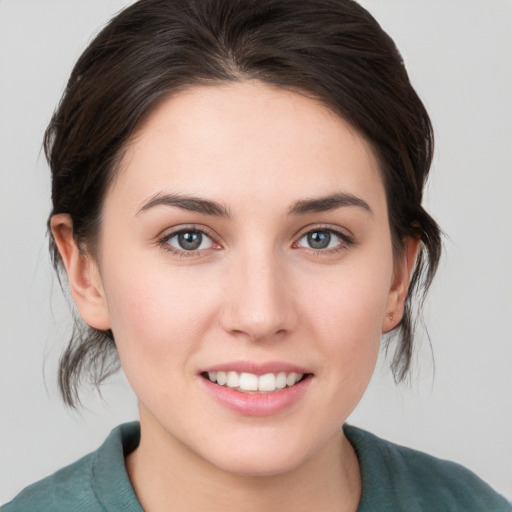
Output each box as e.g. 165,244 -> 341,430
1,0 -> 511,503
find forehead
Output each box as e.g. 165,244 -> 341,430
110,80 -> 385,214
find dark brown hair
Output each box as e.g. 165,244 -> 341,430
45,0 -> 441,406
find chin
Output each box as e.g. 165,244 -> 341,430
211,450 -> 306,478
197,427 -> 328,478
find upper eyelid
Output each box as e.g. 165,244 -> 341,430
159,224 -> 218,242
293,224 -> 353,241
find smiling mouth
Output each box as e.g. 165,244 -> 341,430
201,371 -> 309,393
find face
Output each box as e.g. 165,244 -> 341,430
60,81 -> 409,476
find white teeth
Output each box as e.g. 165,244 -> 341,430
258,373 -> 276,391
239,372 -> 259,391
286,372 -> 298,386
227,371 -> 239,388
275,372 -> 287,389
206,371 -> 305,392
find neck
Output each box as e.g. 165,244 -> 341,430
126,408 -> 361,512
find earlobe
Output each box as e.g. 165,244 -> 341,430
382,237 -> 420,333
50,214 -> 111,331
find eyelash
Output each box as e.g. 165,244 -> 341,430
158,225 -> 219,258
293,225 -> 354,255
158,225 -> 354,258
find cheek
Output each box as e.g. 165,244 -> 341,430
308,259 -> 392,338
301,246 -> 394,380
101,262 -> 220,378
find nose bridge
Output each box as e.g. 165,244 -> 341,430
221,244 -> 296,341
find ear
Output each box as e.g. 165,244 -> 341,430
50,214 -> 111,330
382,237 -> 420,333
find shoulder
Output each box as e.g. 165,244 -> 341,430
1,451 -> 99,512
1,422 -> 142,512
344,425 -> 511,512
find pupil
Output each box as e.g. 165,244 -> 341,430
178,231 -> 202,250
308,231 -> 330,249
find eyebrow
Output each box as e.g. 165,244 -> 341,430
288,192 -> 373,216
137,191 -> 372,218
137,193 -> 231,218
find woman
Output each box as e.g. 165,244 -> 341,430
2,0 -> 510,510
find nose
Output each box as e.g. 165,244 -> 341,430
219,249 -> 298,342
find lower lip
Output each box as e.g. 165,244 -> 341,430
199,375 -> 312,416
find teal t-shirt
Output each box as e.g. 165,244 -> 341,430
2,422 -> 510,511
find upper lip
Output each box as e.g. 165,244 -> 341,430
200,361 -> 311,376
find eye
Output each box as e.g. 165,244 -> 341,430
163,229 -> 214,252
296,228 -> 351,251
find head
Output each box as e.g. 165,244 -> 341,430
46,0 -> 440,423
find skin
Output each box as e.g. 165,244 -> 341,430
52,81 -> 417,511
